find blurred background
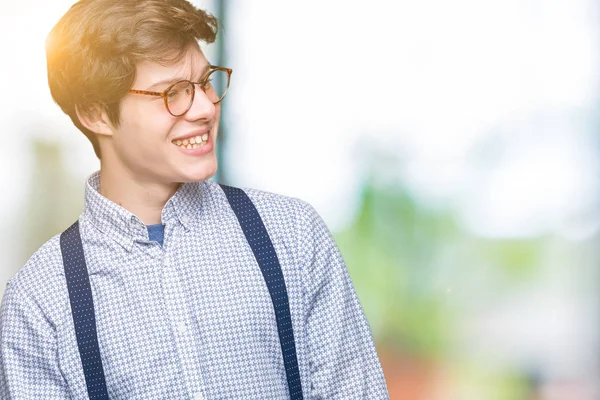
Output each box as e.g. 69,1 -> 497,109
1,0 -> 599,398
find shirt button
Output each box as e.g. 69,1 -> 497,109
181,215 -> 190,225
164,255 -> 170,266
177,322 -> 187,334
194,392 -> 204,400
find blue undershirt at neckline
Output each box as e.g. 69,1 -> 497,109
146,224 -> 165,246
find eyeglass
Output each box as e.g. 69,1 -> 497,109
129,65 -> 232,117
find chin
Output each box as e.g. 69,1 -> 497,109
182,161 -> 218,182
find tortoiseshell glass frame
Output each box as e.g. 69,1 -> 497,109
128,65 -> 232,116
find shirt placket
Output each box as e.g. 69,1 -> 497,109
161,240 -> 207,400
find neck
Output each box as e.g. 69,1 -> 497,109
98,163 -> 181,225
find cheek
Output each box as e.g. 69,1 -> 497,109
118,103 -> 175,148
213,106 -> 221,130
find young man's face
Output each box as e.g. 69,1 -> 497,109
106,44 -> 220,185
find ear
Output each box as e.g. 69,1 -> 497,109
75,104 -> 114,137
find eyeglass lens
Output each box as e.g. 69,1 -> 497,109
167,69 -> 230,116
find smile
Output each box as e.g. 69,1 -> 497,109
172,133 -> 209,149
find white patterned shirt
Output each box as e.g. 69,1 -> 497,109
0,171 -> 389,399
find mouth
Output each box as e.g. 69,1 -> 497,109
172,133 -> 209,150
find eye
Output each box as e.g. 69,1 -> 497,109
167,89 -> 180,98
167,81 -> 193,98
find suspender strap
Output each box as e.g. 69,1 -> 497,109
219,184 -> 304,400
60,221 -> 110,400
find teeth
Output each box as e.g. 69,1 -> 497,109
173,134 -> 209,148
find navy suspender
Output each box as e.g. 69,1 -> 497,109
60,221 -> 110,400
59,184 -> 304,400
219,185 -> 304,400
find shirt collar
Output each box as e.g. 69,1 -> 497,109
82,171 -> 204,251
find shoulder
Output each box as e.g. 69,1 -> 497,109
202,180 -> 331,258
3,231 -> 69,321
203,179 -> 322,232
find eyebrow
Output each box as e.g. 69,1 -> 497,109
146,64 -> 211,90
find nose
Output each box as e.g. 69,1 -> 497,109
184,84 -> 216,121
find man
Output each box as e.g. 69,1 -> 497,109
0,0 -> 389,398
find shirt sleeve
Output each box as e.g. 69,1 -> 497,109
0,281 -> 71,399
297,200 -> 390,399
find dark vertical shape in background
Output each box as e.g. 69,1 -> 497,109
214,0 -> 229,185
